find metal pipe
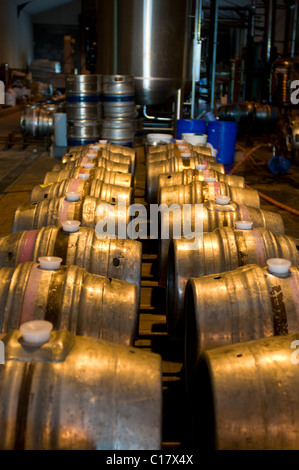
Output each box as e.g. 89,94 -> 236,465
176,88 -> 182,120
209,0 -> 219,111
291,1 -> 298,57
284,2 -> 291,56
264,0 -> 274,62
191,0 -> 203,118
143,105 -> 173,121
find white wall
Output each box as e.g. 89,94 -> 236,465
0,0 -> 34,69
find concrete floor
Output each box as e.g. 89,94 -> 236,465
0,112 -> 59,236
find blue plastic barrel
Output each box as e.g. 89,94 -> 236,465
207,121 -> 238,165
176,119 -> 207,139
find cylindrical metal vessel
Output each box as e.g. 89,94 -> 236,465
286,119 -> 299,152
0,226 -> 142,301
62,148 -> 131,166
103,75 -> 136,119
101,118 -> 135,147
0,262 -> 139,346
271,57 -> 299,105
193,333 -> 299,450
20,106 -> 54,137
43,166 -> 132,186
12,196 -> 130,234
51,155 -> 130,174
96,0 -> 192,105
167,227 -> 299,338
30,179 -> 133,206
158,200 -> 285,287
148,143 -> 174,154
63,143 -> 136,167
0,328 -> 162,449
66,74 -> 102,121
158,169 -> 245,190
147,150 -> 215,164
159,181 -> 260,208
60,148 -> 135,175
67,120 -> 101,146
147,156 -> 225,204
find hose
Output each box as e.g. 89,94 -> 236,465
229,143 -> 272,175
246,185 -> 299,217
230,143 -> 299,217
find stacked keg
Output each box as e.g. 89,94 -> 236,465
66,74 -> 102,146
0,141 -> 163,450
101,75 -> 136,147
146,136 -> 299,449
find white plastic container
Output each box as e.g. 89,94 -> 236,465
147,133 -> 173,144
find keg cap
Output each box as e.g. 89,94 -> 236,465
181,152 -> 191,158
215,195 -> 231,205
38,256 -> 63,270
92,145 -> 101,150
196,164 -> 207,171
20,320 -> 53,345
99,140 -> 108,144
66,191 -> 81,202
78,172 -> 90,179
205,177 -> 216,183
267,258 -> 291,275
62,220 -> 81,233
175,139 -> 184,144
235,221 -> 253,230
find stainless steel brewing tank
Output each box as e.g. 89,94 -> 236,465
96,0 -> 192,105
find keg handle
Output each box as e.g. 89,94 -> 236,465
206,200 -> 238,212
2,330 -> 75,362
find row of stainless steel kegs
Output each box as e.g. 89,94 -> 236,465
66,74 -> 137,148
0,141 -> 163,450
146,138 -> 299,450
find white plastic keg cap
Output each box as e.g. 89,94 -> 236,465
215,195 -> 231,205
62,220 -> 81,233
205,177 -> 216,183
235,221 -> 253,230
267,258 -> 291,275
176,140 -> 184,143
78,173 -> 90,179
66,191 -> 81,202
92,145 -> 101,150
196,164 -> 207,171
82,162 -> 95,168
99,140 -> 108,144
38,256 -> 63,270
86,153 -> 96,160
181,152 -> 191,158
20,320 -> 53,345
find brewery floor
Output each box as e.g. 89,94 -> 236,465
0,110 -> 299,449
